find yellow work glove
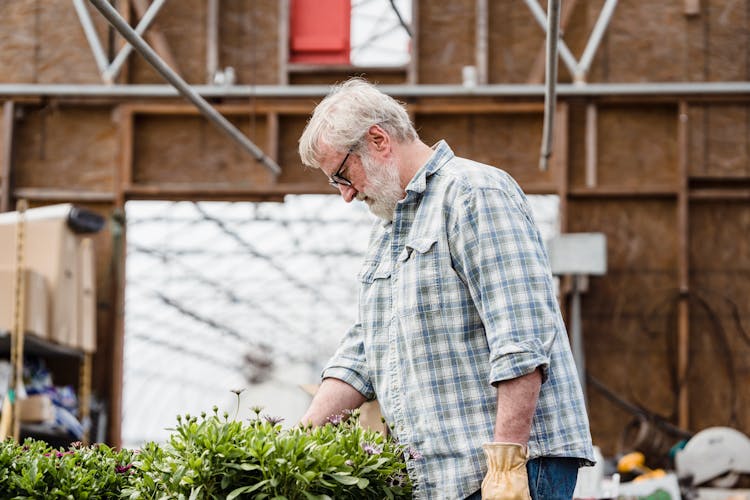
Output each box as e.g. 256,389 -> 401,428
481,442 -> 532,500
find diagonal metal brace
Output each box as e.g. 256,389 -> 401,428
87,0 -> 282,177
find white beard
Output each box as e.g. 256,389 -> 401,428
358,155 -> 404,221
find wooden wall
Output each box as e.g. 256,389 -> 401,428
1,0 -> 749,454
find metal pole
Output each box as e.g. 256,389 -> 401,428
577,0 -> 619,83
523,0 -> 578,78
73,0 -> 110,74
539,0 -> 560,171
570,276 -> 588,406
2,82 -> 750,98
102,0 -> 169,84
87,0 -> 281,176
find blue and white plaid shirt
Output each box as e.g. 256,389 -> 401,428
323,141 -> 594,499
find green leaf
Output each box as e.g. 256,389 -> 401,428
302,494 -> 332,500
188,485 -> 202,500
329,472 -> 360,485
226,480 -> 269,500
356,477 -> 369,489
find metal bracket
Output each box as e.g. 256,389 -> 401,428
523,0 -> 619,84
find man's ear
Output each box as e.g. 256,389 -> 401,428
367,124 -> 390,153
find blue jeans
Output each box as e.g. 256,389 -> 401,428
465,457 -> 581,500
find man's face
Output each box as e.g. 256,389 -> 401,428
357,152 -> 404,221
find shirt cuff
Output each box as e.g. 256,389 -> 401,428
321,365 -> 375,400
488,339 -> 550,385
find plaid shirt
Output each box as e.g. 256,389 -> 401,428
323,141 -> 594,499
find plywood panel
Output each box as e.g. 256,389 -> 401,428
487,0 -> 545,84
567,198 -> 677,270
38,1 -> 106,83
132,114 -> 274,186
278,115 -> 328,186
581,268 -> 679,446
0,0 -> 38,83
705,0 -> 749,82
417,0 -> 475,83
15,106 -> 117,191
690,202 -> 750,269
688,104 -> 750,178
221,0 -> 280,85
689,203 -> 750,432
595,2 -> 686,83
574,105 -> 679,189
129,0 -> 205,84
415,113 -> 557,188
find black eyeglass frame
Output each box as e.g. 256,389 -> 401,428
327,148 -> 354,188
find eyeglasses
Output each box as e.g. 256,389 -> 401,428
327,149 -> 353,189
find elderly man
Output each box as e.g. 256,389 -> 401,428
298,78 -> 594,499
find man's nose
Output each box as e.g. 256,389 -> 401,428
338,183 -> 357,203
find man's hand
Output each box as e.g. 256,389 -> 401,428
481,442 -> 531,500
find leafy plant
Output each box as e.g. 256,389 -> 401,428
1,392 -> 413,499
123,404 -> 413,499
0,438 -> 137,499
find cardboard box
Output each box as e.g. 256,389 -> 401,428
0,268 -> 49,340
0,208 -> 79,348
18,394 -> 55,423
77,237 -> 96,353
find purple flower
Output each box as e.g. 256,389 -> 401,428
345,459 -> 355,467
326,414 -> 344,426
115,463 -> 133,474
263,415 -> 285,425
407,447 -> 423,460
361,442 -> 382,455
387,473 -> 407,487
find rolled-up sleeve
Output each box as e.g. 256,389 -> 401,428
448,183 -> 557,385
321,321 -> 376,400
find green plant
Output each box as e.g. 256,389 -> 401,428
0,393 -> 413,499
0,438 -> 137,499
123,403 -> 413,500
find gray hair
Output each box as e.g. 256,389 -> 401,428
298,78 -> 417,169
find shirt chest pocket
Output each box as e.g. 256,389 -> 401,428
395,236 -> 442,316
357,260 -> 393,330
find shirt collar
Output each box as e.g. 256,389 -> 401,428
404,140 -> 455,195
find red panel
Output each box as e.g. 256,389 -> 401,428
290,0 -> 351,64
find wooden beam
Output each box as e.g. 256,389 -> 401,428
1,101 -> 14,212
206,0 -> 219,84
569,186 -> 678,197
677,100 -> 690,430
267,112 -> 279,164
278,0 -> 289,85
117,105 -> 134,207
120,100 -> 545,116
475,0 -> 489,85
554,102 -> 569,233
117,0 -> 131,83
585,102 -> 597,187
689,189 -> 750,201
124,184 -> 314,201
407,0 -> 419,84
527,0 -> 579,84
108,210 -> 126,448
409,101 -> 545,114
12,188 -> 115,203
131,0 -> 180,74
